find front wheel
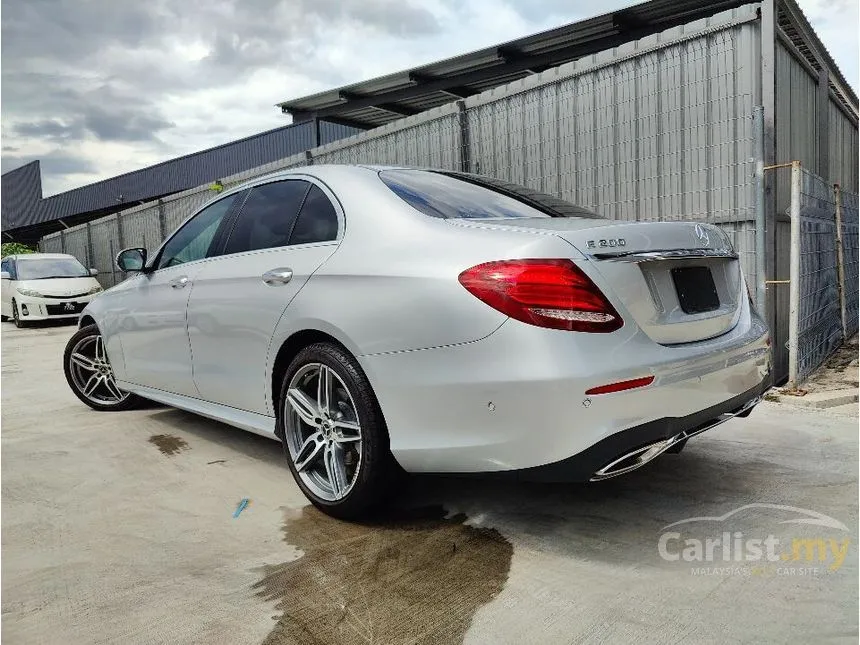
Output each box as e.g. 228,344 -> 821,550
277,342 -> 395,520
63,324 -> 141,411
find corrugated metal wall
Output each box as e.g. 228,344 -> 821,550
830,101 -> 860,193
774,38 -> 859,208
466,14 -> 760,225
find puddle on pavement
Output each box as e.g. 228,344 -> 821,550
148,434 -> 189,456
254,505 -> 512,645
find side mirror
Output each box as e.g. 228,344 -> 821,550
89,268 -> 99,277
116,248 -> 147,273
0,271 -> 9,280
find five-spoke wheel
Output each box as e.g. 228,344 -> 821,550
284,363 -> 363,501
278,342 -> 394,519
63,324 -> 140,411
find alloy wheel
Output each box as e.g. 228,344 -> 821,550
283,362 -> 362,502
68,334 -> 129,405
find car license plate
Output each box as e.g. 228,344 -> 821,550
671,266 -> 719,314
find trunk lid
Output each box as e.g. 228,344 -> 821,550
453,219 -> 744,345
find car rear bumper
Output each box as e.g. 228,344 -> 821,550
494,376 -> 771,482
360,296 -> 771,474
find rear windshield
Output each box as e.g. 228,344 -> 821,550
379,169 -> 603,220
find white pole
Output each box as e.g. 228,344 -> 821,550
753,106 -> 767,316
788,161 -> 802,388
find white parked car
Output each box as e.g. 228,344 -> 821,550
62,166 -> 771,519
1,253 -> 103,327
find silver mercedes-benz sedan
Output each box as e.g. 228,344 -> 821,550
63,165 -> 771,518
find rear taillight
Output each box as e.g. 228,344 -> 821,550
458,259 -> 623,332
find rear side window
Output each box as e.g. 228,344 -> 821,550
379,169 -> 603,220
224,180 -> 310,254
289,185 -> 338,245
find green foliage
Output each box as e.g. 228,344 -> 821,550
1,242 -> 36,258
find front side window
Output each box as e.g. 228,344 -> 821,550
157,194 -> 238,269
224,180 -> 311,254
16,257 -> 89,280
379,169 -> 603,220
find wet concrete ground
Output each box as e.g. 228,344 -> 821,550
2,322 -> 857,644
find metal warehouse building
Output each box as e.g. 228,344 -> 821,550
28,0 -> 860,384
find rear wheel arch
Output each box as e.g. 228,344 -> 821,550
271,330 -> 349,432
270,329 -> 386,434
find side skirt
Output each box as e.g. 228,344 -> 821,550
116,380 -> 278,440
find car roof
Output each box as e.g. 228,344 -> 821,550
10,253 -> 77,260
214,164 -> 403,199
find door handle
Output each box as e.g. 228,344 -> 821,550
169,276 -> 189,289
262,268 -> 293,285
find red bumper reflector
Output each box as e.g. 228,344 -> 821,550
586,375 -> 655,395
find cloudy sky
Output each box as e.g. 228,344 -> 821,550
2,0 -> 858,196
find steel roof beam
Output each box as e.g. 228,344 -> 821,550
298,33 -> 652,120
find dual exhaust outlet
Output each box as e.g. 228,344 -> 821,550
590,396 -> 762,481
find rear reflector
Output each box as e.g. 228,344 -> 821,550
585,375 -> 654,395
458,259 -> 623,332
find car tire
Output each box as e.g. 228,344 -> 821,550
277,342 -> 395,520
11,299 -> 26,328
63,324 -> 141,412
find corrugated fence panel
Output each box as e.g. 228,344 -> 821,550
90,216 -> 120,288
163,190 -> 212,235
121,205 -> 163,256
775,40 -> 820,215
829,101 -> 859,194
313,112 -> 460,169
63,227 -> 90,268
465,11 -> 759,223
39,234 -> 63,254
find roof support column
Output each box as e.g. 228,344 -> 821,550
761,0 -> 778,340
456,100 -> 471,173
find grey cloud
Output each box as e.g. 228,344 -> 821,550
500,0 -> 637,23
13,118 -> 87,142
5,72 -> 175,145
1,151 -> 97,177
1,0 -> 441,150
83,107 -> 174,142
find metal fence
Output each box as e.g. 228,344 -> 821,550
40,8 -> 762,291
839,189 -> 859,337
787,162 -> 859,386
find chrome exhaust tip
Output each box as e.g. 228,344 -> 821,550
589,395 -> 763,482
589,436 -> 679,481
